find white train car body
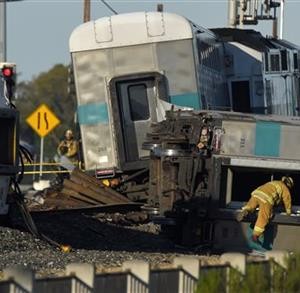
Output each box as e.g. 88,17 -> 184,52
69,12 -> 228,174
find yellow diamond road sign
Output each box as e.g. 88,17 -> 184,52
26,104 -> 60,137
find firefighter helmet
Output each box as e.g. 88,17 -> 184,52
282,176 -> 294,189
65,129 -> 74,140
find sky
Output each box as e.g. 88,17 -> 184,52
6,0 -> 300,82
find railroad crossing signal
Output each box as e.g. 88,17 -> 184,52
26,104 -> 60,137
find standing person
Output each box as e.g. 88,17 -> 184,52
236,176 -> 294,242
57,129 -> 79,164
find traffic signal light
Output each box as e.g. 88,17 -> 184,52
2,67 -> 14,78
0,62 -> 16,101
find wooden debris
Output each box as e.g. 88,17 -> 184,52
71,169 -> 130,203
60,168 -> 130,206
60,188 -> 99,205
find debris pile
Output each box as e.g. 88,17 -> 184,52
26,169 -> 130,211
61,168 -> 130,206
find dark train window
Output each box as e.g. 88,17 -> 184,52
280,50 -> 288,71
294,53 -> 298,70
264,52 -> 269,72
270,54 -> 280,72
224,167 -> 300,207
127,84 -> 149,121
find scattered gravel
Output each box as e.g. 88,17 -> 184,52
0,211 -> 220,277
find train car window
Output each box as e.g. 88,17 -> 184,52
270,54 -> 280,72
127,84 -> 150,121
293,53 -> 298,70
265,80 -> 272,114
223,167 -> 300,209
231,169 -> 271,202
280,50 -> 288,71
156,76 -> 169,102
264,52 -> 269,72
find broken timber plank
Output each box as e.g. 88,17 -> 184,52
63,179 -> 116,205
60,188 -> 99,205
69,175 -> 127,204
71,168 -> 130,203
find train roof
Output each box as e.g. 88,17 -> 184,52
210,28 -> 276,51
211,28 -> 300,53
69,12 -> 193,53
270,38 -> 300,51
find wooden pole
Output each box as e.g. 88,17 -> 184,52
83,0 -> 91,23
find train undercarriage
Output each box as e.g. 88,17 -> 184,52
138,109 -> 300,251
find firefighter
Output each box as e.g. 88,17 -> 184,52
236,176 -> 294,242
57,129 -> 78,164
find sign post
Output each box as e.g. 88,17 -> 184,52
39,137 -> 44,179
26,104 -> 60,181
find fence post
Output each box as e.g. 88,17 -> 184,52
123,260 -> 149,292
220,253 -> 246,275
66,263 -> 95,289
173,256 -> 200,279
265,250 -> 289,269
3,265 -> 34,293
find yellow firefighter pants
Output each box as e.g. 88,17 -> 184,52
243,196 -> 273,237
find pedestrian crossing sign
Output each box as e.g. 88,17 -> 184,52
26,104 -> 60,137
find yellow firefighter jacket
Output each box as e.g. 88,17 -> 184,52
57,139 -> 78,162
251,180 -> 292,215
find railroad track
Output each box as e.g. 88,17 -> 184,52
29,202 -> 144,216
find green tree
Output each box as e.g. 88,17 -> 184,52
15,64 -> 77,160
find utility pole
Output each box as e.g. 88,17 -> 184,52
157,4 -> 163,12
0,0 -> 22,62
83,0 -> 91,23
0,1 -> 7,62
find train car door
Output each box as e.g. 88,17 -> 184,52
231,80 -> 251,113
116,77 -> 157,162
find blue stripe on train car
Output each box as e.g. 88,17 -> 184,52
170,92 -> 201,109
255,121 -> 281,157
77,102 -> 109,125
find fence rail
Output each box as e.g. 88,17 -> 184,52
0,251 -> 296,293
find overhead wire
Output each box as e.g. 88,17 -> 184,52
99,0 -> 118,15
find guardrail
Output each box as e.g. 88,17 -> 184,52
0,251 -> 295,293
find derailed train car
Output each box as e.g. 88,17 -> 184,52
69,11 -> 300,178
69,11 -> 300,251
144,110 -> 300,251
69,12 -> 229,176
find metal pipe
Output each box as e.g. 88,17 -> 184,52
279,0 -> 285,39
272,18 -> 278,39
228,0 -> 237,28
239,0 -> 245,28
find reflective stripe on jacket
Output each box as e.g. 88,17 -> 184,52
251,180 -> 292,214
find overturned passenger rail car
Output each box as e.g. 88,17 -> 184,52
69,11 -> 300,179
69,12 -> 229,176
143,110 -> 300,251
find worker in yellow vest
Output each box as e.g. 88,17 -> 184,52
57,129 -> 79,164
236,176 -> 294,242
